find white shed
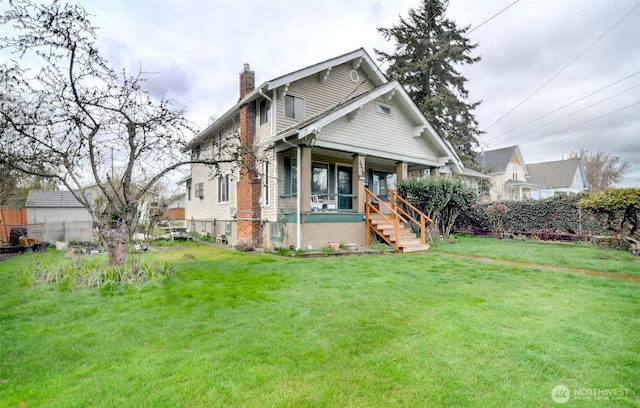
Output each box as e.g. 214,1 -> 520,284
25,191 -> 93,243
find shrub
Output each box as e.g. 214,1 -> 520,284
398,176 -> 476,238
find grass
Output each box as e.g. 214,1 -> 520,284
431,234 -> 640,276
0,240 -> 639,407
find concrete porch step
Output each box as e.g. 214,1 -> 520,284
400,243 -> 431,253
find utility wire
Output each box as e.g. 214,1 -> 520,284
468,0 -> 520,34
519,101 -> 640,146
507,84 -> 640,140
482,1 -> 640,132
485,70 -> 640,143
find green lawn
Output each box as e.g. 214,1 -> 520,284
1,241 -> 638,407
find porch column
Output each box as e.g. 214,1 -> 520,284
352,154 -> 365,213
395,162 -> 408,186
300,145 -> 312,212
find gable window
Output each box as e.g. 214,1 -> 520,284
376,102 -> 391,115
195,182 -> 204,199
285,95 -> 304,121
284,157 -> 297,196
259,98 -> 271,125
218,174 -> 229,203
512,165 -> 518,180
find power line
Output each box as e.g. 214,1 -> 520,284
507,84 -> 640,140
468,0 -> 520,34
482,1 -> 640,132
485,70 -> 640,143
519,101 -> 640,146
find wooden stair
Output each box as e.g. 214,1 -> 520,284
365,189 -> 432,253
368,213 -> 430,253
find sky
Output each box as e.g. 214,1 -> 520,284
5,0 -> 640,186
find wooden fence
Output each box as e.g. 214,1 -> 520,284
0,208 -> 27,243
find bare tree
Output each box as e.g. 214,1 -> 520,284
568,149 -> 631,192
0,0 -> 239,265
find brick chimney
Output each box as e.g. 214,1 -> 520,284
236,63 -> 262,247
239,63 -> 255,100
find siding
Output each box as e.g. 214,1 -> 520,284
276,63 -> 376,133
186,120 -> 240,222
316,100 -> 441,164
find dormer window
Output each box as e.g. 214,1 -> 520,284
285,95 -> 304,121
376,102 -> 391,115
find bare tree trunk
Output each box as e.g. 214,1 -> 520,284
100,223 -> 128,266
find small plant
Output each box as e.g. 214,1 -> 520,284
235,241 -> 255,252
29,255 -> 175,291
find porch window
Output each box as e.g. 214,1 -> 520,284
312,162 -> 329,196
285,95 -> 304,121
218,174 -> 229,202
284,157 -> 297,196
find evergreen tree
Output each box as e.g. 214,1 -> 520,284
376,0 -> 482,167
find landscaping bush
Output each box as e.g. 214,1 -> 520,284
455,193 -> 615,237
398,176 -> 476,238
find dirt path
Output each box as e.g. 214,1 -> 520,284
439,252 -> 640,284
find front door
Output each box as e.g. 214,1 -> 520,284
337,166 -> 352,210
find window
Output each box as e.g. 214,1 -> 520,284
284,157 -> 297,195
376,102 -> 391,115
187,184 -> 192,201
194,144 -> 201,160
195,182 -> 204,199
512,165 -> 518,180
263,161 -> 269,205
285,95 -> 304,121
312,162 -> 329,196
218,174 -> 229,202
201,220 -> 206,232
259,98 -> 271,125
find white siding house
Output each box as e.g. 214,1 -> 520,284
184,48 -> 462,250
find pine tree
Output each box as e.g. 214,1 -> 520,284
376,0 -> 482,168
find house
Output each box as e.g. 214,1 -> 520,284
184,48 -> 463,251
162,193 -> 186,221
82,183 -> 159,228
25,190 -> 93,242
476,145 -> 539,201
526,158 -> 588,199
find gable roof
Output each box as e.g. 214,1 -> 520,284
25,191 -> 91,208
186,48 -> 386,151
476,145 -> 528,175
263,80 -> 461,171
526,158 -> 585,188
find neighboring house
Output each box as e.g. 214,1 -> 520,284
476,145 -> 539,201
162,193 -> 186,221
526,158 -> 588,199
82,183 -> 159,227
184,48 -> 463,250
25,190 -> 93,242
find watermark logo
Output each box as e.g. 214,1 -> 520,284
551,384 -> 630,403
551,385 -> 570,404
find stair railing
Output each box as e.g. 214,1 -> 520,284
390,190 -> 432,245
365,188 -> 399,248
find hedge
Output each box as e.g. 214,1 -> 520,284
455,193 -> 622,237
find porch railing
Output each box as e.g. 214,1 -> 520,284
365,188 -> 432,250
